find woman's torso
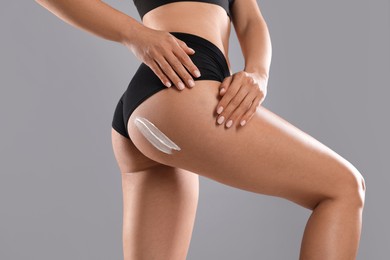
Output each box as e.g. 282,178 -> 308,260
137,1 -> 233,73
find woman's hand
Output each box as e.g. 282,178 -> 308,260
123,25 -> 201,90
215,71 -> 268,128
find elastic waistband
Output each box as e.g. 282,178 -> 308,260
169,31 -> 230,78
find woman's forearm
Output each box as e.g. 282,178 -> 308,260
35,0 -> 144,45
237,17 -> 272,78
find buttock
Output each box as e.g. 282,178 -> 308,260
111,31 -> 231,140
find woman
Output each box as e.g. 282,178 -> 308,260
35,0 -> 366,259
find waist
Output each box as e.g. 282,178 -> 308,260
140,2 -> 231,69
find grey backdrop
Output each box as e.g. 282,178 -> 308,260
1,0 -> 388,259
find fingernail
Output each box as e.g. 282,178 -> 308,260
217,116 -> 225,125
194,70 -> 201,77
240,120 -> 246,126
165,81 -> 171,87
220,88 -> 225,94
190,48 -> 195,53
188,79 -> 195,87
217,106 -> 223,114
178,82 -> 185,90
226,120 -> 233,128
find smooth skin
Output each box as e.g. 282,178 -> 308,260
35,0 -> 366,259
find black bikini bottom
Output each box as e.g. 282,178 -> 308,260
111,31 -> 231,139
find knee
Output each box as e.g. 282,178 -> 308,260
334,163 -> 366,208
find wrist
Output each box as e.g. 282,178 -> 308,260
243,67 -> 268,79
119,17 -> 145,47
244,68 -> 269,91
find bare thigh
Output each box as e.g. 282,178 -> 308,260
127,80 -> 366,210
111,129 -> 200,259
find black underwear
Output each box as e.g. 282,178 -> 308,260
112,31 -> 231,139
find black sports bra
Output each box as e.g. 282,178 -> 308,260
133,0 -> 235,21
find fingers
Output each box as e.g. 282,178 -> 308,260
163,37 -> 201,90
130,29 -> 202,90
239,95 -> 262,126
176,40 -> 202,77
147,59 -> 172,88
216,71 -> 265,128
164,51 -> 195,90
223,89 -> 257,127
215,72 -> 246,117
218,76 -> 232,96
154,54 -> 185,89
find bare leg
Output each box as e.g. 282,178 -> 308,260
299,195 -> 364,259
112,129 -> 199,260
126,80 -> 366,259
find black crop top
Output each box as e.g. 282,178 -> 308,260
133,0 -> 235,21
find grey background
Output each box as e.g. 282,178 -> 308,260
0,0 -> 388,259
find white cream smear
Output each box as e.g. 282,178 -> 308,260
134,116 -> 181,154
